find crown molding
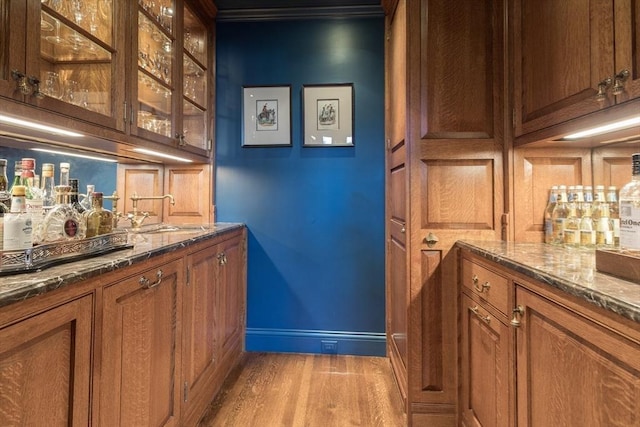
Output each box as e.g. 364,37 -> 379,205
216,5 -> 384,22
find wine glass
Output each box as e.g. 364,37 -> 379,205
43,71 -> 62,99
44,18 -> 65,45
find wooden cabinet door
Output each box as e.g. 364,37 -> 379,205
0,295 -> 93,427
99,258 -> 183,427
515,286 -> 640,427
613,0 -> 640,102
460,294 -> 510,427
182,242 -> 220,423
218,233 -> 245,359
0,0 -> 27,101
386,0 -> 408,405
512,0 -> 614,137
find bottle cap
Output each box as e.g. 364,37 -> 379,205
21,158 -> 35,170
42,163 -> 54,176
60,162 -> 70,169
11,185 -> 26,197
0,159 -> 6,167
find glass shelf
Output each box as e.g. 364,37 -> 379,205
183,55 -> 205,107
182,100 -> 206,149
138,11 -> 173,86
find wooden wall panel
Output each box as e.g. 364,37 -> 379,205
420,159 -> 496,230
592,144 -> 639,189
164,164 -> 213,224
421,0 -> 494,139
387,0 -> 406,147
513,148 -> 591,242
117,164 -> 164,226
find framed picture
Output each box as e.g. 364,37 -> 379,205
302,83 -> 354,147
242,85 -> 292,146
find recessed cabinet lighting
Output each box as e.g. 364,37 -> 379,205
564,116 -> 640,140
0,114 -> 84,137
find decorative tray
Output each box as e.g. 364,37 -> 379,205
595,248 -> 640,284
0,231 -> 133,275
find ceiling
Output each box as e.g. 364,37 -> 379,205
214,0 -> 384,20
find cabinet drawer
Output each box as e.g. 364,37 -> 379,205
461,258 -> 509,315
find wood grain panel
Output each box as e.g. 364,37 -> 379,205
613,0 -> 640,102
421,0 -> 494,139
164,164 -> 213,224
420,158 -> 495,229
513,148 -> 591,242
389,235 -> 407,369
387,0 -> 406,147
516,286 -> 640,427
419,250 -> 443,392
592,144 -> 640,188
117,164 -> 164,226
0,295 -> 92,427
390,154 -> 406,225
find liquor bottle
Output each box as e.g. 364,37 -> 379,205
80,184 -> 95,211
21,158 -> 44,242
583,185 -> 593,217
592,185 -> 606,221
7,160 -> 22,210
563,204 -> 580,247
85,192 -> 113,237
0,160 -> 8,250
619,154 -> 640,250
544,185 -> 558,244
41,163 -> 56,209
595,203 -> 614,248
606,186 -> 620,247
3,185 -> 32,250
59,162 -> 70,186
579,205 -> 595,249
574,185 -> 585,218
551,185 -> 569,244
39,185 -> 86,243
69,179 -> 85,214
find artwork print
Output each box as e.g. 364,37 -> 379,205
317,99 -> 339,130
256,99 -> 278,131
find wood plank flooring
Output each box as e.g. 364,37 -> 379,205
198,352 -> 406,427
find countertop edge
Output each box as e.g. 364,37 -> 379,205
0,223 -> 245,310
456,240 -> 640,324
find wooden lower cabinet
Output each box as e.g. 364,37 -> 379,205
459,248 -> 640,427
0,295 -> 93,427
181,229 -> 246,426
99,257 -> 184,427
514,285 -> 640,427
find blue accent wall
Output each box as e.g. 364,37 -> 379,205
215,17 -> 386,356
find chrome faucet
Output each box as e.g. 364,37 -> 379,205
127,192 -> 175,229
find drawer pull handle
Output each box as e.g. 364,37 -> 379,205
139,269 -> 163,289
474,279 -> 491,293
470,306 -> 491,324
217,252 -> 227,265
510,305 -> 525,328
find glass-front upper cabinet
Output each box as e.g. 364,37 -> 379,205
181,2 -> 209,154
0,0 -> 125,131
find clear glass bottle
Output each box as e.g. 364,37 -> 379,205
563,204 -> 580,247
544,185 -> 558,244
41,163 -> 56,209
59,162 -> 70,187
85,192 -> 114,238
606,186 -> 620,247
0,160 -> 8,250
551,185 -> 569,244
579,205 -> 595,249
595,203 -> 614,248
592,185 -> 606,221
574,185 -> 585,218
21,158 -> 43,243
3,185 -> 32,250
619,154 -> 640,251
39,185 -> 87,243
80,184 -> 95,211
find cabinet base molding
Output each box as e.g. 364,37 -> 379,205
245,328 -> 385,356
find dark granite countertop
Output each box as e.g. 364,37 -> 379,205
0,223 -> 245,310
457,240 -> 640,324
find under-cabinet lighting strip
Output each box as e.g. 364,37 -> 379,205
133,148 -> 193,163
564,116 -> 640,140
0,114 -> 84,138
31,148 -> 118,163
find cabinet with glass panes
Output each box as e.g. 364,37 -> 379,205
0,0 -> 125,131
133,0 -> 213,157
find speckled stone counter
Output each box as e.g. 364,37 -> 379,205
0,223 -> 244,310
457,240 -> 640,324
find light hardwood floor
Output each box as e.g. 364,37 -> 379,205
198,352 -> 406,427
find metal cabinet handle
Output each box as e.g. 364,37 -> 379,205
425,232 -> 439,248
27,76 -> 45,99
470,306 -> 491,324
595,77 -> 612,101
612,69 -> 630,96
474,279 -> 491,293
510,305 -> 525,327
217,252 -> 227,265
11,70 -> 31,95
139,269 -> 163,289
